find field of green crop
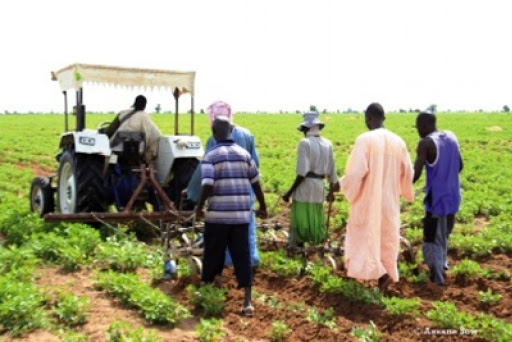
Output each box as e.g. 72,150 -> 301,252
0,112 -> 511,341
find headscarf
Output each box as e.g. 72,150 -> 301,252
207,101 -> 233,125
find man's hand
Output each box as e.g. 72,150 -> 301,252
282,191 -> 291,203
195,206 -> 205,220
255,208 -> 268,219
326,191 -> 335,202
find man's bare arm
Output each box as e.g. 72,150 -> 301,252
251,181 -> 267,218
282,175 -> 305,202
413,139 -> 429,183
195,184 -> 214,219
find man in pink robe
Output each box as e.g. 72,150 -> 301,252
340,103 -> 414,290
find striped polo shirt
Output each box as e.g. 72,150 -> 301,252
201,139 -> 260,224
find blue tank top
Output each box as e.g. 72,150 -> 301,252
424,131 -> 461,215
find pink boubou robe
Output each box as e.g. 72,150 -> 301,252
340,128 -> 414,282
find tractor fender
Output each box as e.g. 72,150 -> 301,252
155,135 -> 204,185
59,131 -> 111,156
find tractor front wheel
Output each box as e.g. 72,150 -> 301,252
30,177 -> 55,217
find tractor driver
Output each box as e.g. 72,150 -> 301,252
103,95 -> 161,162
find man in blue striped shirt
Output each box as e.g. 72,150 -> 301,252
195,116 -> 267,316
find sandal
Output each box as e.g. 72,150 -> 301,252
241,305 -> 254,317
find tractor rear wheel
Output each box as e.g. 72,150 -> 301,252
166,158 -> 199,209
30,177 -> 55,217
57,150 -> 106,214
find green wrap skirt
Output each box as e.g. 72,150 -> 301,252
290,201 -> 326,245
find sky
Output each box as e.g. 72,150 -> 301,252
0,0 -> 510,114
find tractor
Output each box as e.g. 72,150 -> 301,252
29,63 -> 203,224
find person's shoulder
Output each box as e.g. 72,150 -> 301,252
231,143 -> 251,156
355,130 -> 374,143
319,135 -> 333,144
233,125 -> 253,137
298,137 -> 311,148
118,109 -> 132,117
442,130 -> 458,139
417,135 -> 435,150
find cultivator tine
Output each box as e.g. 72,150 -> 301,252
138,213 -> 162,233
400,236 -> 415,264
188,256 -> 203,276
326,199 -> 333,233
91,212 -> 117,231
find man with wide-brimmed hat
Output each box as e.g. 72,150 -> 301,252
282,112 -> 339,247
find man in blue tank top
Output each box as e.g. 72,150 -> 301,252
413,111 -> 463,285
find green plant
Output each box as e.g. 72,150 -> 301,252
481,267 -> 511,280
286,301 -> 306,313
426,301 -> 476,329
196,318 -> 225,342
59,329 -> 88,342
53,292 -> 90,326
403,227 -> 423,245
260,251 -> 302,277
0,277 -> 48,336
477,289 -> 502,305
450,259 -> 483,278
187,284 -> 227,317
307,264 -> 382,304
306,307 -> 337,330
106,320 -> 162,342
269,320 -> 291,342
398,261 -> 429,283
95,235 -> 149,272
476,312 -> 512,341
0,245 -> 39,274
382,296 -> 421,317
96,270 -> 190,325
350,321 -> 383,342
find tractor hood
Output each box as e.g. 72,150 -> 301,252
51,63 -> 195,95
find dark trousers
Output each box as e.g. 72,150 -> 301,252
422,212 -> 455,285
202,222 -> 252,288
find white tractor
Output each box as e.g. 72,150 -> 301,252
30,63 -> 204,223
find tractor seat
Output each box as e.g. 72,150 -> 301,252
111,131 -> 146,166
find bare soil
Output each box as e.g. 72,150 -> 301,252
1,250 -> 510,342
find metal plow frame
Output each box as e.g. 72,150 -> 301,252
44,164 -> 193,224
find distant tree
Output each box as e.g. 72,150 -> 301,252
399,109 -> 406,113
503,105 -> 510,112
414,109 -> 421,113
155,104 -> 161,114
322,109 -> 327,114
309,105 -> 318,112
296,110 -> 301,114
427,104 -> 437,113
200,109 -> 205,114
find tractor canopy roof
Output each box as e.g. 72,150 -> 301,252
51,63 -> 195,95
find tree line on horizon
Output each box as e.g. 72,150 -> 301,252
2,105 -> 510,115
